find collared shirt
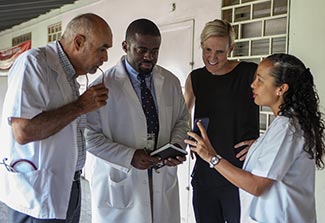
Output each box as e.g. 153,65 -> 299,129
124,59 -> 158,111
56,41 -> 86,171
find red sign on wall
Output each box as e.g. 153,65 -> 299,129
0,40 -> 31,70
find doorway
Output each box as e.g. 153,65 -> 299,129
158,19 -> 195,223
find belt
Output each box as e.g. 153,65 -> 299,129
73,170 -> 82,181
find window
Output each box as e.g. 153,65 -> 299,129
12,33 -> 31,46
222,0 -> 289,133
48,22 -> 62,43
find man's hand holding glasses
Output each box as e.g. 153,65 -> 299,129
76,67 -> 109,114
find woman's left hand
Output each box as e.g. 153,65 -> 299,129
234,139 -> 256,161
184,120 -> 216,163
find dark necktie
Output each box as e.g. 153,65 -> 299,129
138,73 -> 159,147
138,73 -> 159,220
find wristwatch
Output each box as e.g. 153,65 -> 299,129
209,155 -> 222,168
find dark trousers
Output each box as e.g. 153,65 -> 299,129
9,177 -> 81,223
193,184 -> 240,223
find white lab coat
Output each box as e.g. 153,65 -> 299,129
86,56 -> 190,223
0,42 -> 78,219
240,116 -> 316,223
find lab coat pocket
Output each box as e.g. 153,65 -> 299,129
106,169 -> 134,208
165,168 -> 178,196
164,168 -> 179,214
6,169 -> 50,213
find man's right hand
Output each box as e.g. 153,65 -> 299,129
131,150 -> 160,170
76,83 -> 109,114
11,84 -> 109,145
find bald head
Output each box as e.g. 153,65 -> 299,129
59,13 -> 113,75
61,13 -> 111,43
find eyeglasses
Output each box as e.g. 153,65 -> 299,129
1,158 -> 16,172
98,67 -> 105,84
85,67 -> 105,90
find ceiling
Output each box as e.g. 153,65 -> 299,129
0,0 -> 78,33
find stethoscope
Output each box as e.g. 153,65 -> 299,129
1,157 -> 37,173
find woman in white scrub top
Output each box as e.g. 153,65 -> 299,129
185,53 -> 325,223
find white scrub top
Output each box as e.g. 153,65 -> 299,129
240,116 -> 316,223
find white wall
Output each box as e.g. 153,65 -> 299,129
0,0 -> 220,74
0,0 -> 97,49
289,0 -> 325,222
60,0 -> 220,73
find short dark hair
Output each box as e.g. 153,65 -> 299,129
125,18 -> 161,42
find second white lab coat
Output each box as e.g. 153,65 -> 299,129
86,57 -> 190,223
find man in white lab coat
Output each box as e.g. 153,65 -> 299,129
0,14 -> 112,223
86,18 -> 190,223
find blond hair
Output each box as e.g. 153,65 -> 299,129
200,19 -> 235,46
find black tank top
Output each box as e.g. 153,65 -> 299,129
191,62 -> 259,188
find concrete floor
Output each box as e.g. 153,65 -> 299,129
0,178 -> 91,223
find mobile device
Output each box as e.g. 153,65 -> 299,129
193,117 -> 209,135
189,117 -> 209,141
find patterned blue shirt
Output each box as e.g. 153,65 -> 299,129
56,41 -> 86,171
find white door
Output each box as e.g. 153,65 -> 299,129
158,19 -> 195,223
158,19 -> 194,88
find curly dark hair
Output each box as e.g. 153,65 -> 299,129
265,53 -> 325,168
